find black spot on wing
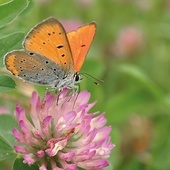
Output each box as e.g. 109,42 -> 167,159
20,59 -> 26,63
57,45 -> 64,49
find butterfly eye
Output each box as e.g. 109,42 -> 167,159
74,73 -> 80,82
29,52 -> 34,55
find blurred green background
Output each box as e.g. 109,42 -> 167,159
1,0 -> 170,169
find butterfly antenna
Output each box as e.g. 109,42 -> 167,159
80,72 -> 104,85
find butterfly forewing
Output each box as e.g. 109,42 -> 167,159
67,22 -> 96,72
23,17 -> 74,72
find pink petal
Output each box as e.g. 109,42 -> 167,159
63,163 -> 77,170
78,159 -> 109,170
14,145 -> 29,153
93,126 -> 112,142
15,105 -> 26,121
19,120 -> 31,137
58,151 -> 75,162
12,128 -> 25,143
83,128 -> 97,144
76,91 -> 90,104
33,130 -> 44,139
37,150 -> 45,158
91,112 -> 107,128
41,116 -> 52,138
63,111 -> 76,125
23,154 -> 36,165
73,150 -> 96,162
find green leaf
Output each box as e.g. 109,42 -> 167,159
0,135 -> 15,161
0,32 -> 24,68
117,64 -> 164,99
0,0 -> 29,29
0,114 -> 18,147
0,75 -> 16,92
105,89 -> 152,124
117,64 -> 170,110
13,157 -> 39,170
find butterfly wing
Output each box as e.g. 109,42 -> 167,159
5,50 -> 65,86
23,17 -> 74,73
67,22 -> 96,72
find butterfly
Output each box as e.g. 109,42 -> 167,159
4,17 -> 96,91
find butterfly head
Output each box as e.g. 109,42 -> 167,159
53,72 -> 82,91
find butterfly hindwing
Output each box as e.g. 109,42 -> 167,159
5,50 -> 65,86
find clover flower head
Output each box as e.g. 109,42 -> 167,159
13,89 -> 114,170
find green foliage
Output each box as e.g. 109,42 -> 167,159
0,114 -> 18,146
0,75 -> 16,92
0,0 -> 29,29
0,135 -> 15,161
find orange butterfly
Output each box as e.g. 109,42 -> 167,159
4,17 -> 96,90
